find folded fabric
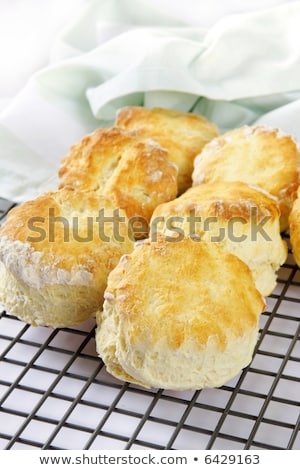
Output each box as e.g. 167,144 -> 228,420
1,0 -> 300,202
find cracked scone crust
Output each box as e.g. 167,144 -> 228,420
58,126 -> 178,227
289,186 -> 300,267
96,237 -> 266,390
116,106 -> 219,193
192,125 -> 300,232
0,189 -> 134,327
150,181 -> 287,296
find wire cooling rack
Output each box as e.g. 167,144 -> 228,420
0,200 -> 299,450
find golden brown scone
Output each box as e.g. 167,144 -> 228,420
150,182 -> 287,297
96,236 -> 266,390
115,106 -> 219,193
289,186 -> 300,267
0,189 -> 134,328
192,125 -> 300,232
58,127 -> 178,232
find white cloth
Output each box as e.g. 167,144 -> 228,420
1,0 -> 300,202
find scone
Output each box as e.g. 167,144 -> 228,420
115,106 -> 219,193
96,236 -> 266,391
289,186 -> 300,267
58,126 -> 178,236
192,125 -> 300,232
0,189 -> 134,328
150,182 -> 287,297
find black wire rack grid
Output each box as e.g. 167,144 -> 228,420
0,201 -> 299,450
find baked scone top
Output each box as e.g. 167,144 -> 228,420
59,127 -> 142,192
58,126 -> 178,225
192,125 -> 300,231
103,236 -> 265,350
152,180 -> 281,223
116,106 -> 219,193
0,189 -> 134,288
